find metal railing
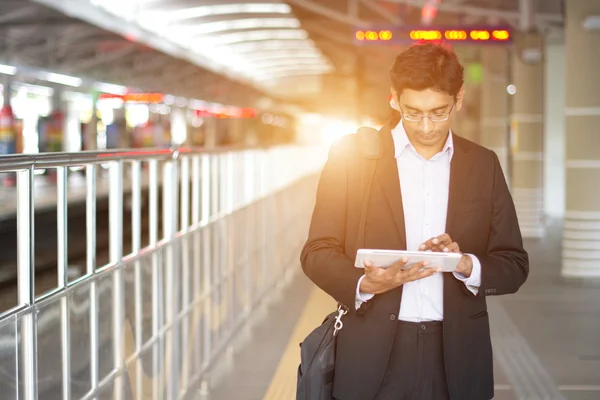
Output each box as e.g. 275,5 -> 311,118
0,145 -> 326,399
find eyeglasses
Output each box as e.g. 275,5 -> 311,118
400,103 -> 455,123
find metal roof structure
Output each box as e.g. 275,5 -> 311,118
0,0 -> 566,116
0,0 -> 271,107
286,0 -> 564,116
23,0 -> 332,100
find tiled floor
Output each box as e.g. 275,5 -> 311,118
203,220 -> 600,400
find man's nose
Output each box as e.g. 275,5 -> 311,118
420,117 -> 434,133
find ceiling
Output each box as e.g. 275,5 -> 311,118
0,0 -> 270,107
287,0 -> 564,118
0,0 -> 565,119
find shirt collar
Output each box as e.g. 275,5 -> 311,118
391,119 -> 454,162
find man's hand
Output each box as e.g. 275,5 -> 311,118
419,233 -> 473,277
359,258 -> 440,295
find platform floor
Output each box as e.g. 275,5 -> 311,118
202,220 -> 600,400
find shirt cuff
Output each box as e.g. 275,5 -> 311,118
452,254 -> 481,296
355,275 -> 375,310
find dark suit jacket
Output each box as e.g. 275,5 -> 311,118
300,118 -> 529,400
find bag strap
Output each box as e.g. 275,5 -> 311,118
356,127 -> 383,249
335,127 -> 383,319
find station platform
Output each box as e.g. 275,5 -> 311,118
201,221 -> 600,400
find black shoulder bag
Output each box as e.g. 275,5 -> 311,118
296,127 -> 383,400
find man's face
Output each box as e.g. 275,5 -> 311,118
394,87 -> 463,150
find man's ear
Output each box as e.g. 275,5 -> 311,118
455,86 -> 465,111
390,88 -> 400,111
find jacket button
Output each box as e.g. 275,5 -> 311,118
389,314 -> 397,321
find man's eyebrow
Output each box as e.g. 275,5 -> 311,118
402,104 -> 450,112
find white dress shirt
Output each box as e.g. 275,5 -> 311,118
355,120 -> 481,321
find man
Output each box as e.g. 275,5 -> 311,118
300,43 -> 529,400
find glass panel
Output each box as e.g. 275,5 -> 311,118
70,281 -> 92,397
0,316 -> 18,399
123,262 -> 136,361
139,344 -> 156,396
97,272 -> 115,382
152,337 -> 165,399
97,377 -> 115,400
36,298 -> 64,398
140,253 -> 154,346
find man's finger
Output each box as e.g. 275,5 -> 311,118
436,233 -> 452,244
393,256 -> 409,266
364,262 -> 378,276
404,264 -> 439,283
419,233 -> 452,250
442,242 -> 460,253
405,260 -> 430,275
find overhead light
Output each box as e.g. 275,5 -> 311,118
39,71 -> 83,87
0,64 -> 17,75
253,69 -> 331,81
163,94 -> 175,105
198,29 -> 308,46
506,84 -> 517,95
254,63 -> 332,73
253,64 -> 332,78
12,82 -> 54,97
173,18 -> 301,35
175,97 -> 188,107
138,3 -> 291,26
583,15 -> 600,30
252,58 -> 329,69
223,39 -> 317,54
94,82 -> 128,95
245,51 -> 324,62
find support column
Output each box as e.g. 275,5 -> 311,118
84,99 -> 98,151
455,47 -> 482,144
204,117 -> 217,149
510,33 -> 544,238
481,47 -> 510,182
561,0 -> 600,279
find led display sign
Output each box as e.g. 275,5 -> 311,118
354,25 -> 511,45
98,93 -> 165,103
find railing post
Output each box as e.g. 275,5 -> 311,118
180,156 -> 191,395
57,166 -> 71,400
163,157 -> 179,400
109,160 -> 124,400
17,166 -> 37,400
86,164 -> 99,397
202,155 -> 212,372
149,159 -> 163,400
131,160 -> 143,400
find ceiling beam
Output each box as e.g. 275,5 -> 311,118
286,0 -> 369,26
359,0 -> 403,25
65,43 -> 137,72
0,5 -> 38,25
384,0 -> 562,25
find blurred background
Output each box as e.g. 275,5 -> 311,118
0,1 -> 598,399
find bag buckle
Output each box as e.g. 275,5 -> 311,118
333,304 -> 348,336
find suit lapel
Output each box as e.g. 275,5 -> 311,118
445,135 -> 474,236
443,135 -> 475,307
374,119 -> 407,249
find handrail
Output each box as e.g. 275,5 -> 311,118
0,143 -> 328,400
0,144 -> 276,172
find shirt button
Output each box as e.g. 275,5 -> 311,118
389,314 -> 397,321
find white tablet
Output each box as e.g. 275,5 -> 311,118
354,249 -> 462,272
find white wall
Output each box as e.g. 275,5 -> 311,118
543,43 -> 566,219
